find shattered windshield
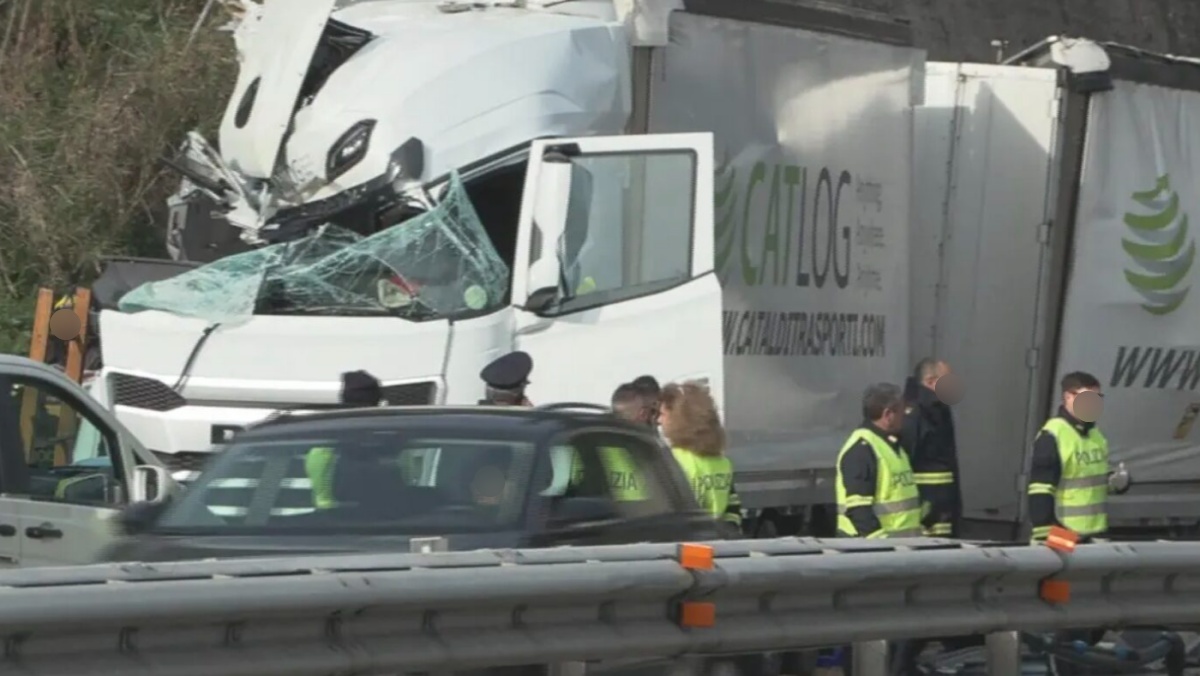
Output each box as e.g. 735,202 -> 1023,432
119,172 -> 509,322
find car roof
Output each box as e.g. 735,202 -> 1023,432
235,404 -> 653,443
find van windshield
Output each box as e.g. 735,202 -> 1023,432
118,172 -> 509,322
153,431 -> 536,536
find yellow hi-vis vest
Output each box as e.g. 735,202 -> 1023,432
836,428 -> 922,538
304,447 -> 418,509
569,446 -> 647,501
1035,418 -> 1109,537
672,448 -> 740,524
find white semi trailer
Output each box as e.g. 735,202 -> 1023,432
915,37 -> 1200,539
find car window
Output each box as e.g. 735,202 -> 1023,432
0,376 -> 126,506
544,429 -> 676,520
153,428 -> 537,535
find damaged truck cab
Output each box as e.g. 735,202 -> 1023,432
99,0 -> 923,545
101,0 -> 727,478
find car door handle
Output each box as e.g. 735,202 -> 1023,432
0,525 -> 14,537
25,523 -> 63,540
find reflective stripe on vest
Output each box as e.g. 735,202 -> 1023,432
1042,417 -> 1109,537
835,428 -> 923,538
672,448 -> 735,519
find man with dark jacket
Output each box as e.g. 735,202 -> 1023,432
900,358 -> 962,537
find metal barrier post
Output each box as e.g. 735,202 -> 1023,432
852,640 -> 888,676
986,631 -> 1021,675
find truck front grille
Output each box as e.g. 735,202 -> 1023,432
111,373 -> 187,412
381,381 -> 437,406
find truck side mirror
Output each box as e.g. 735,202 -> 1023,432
524,285 -> 559,315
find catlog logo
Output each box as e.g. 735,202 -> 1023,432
1122,174 -> 1196,315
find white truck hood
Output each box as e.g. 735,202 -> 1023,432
219,0 -> 339,179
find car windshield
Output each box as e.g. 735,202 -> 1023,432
117,171 -> 510,322
153,427 -> 537,536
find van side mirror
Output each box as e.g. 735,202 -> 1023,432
131,465 -> 174,503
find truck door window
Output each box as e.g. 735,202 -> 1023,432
4,377 -> 126,506
550,151 -> 696,313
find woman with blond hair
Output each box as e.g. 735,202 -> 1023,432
659,381 -> 743,533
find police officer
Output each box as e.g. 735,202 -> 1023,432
566,382 -> 651,501
306,370 -> 386,509
479,351 -> 533,406
836,383 -> 922,538
659,381 -> 743,534
1028,371 -> 1109,542
901,358 -> 962,537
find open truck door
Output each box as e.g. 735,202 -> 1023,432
509,133 -> 724,405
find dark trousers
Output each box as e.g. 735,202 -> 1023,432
917,482 -> 961,537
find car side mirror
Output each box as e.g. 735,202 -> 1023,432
131,464 -> 174,503
524,285 -> 559,314
550,496 -> 620,526
117,500 -> 168,536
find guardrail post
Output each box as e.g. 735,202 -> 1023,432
851,640 -> 887,676
985,631 -> 1020,675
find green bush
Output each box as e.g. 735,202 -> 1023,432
0,0 -> 234,353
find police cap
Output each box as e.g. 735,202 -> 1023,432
480,351 -> 533,390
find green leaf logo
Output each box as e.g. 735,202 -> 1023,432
1122,174 -> 1195,315
713,156 -> 738,281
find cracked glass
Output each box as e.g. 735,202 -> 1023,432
120,172 -> 509,322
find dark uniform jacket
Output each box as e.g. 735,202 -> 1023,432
901,381 -> 959,477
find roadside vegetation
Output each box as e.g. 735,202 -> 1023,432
0,0 -> 234,353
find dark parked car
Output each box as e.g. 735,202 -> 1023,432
101,404 -> 724,561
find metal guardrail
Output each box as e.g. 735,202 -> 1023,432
0,536 -> 1196,675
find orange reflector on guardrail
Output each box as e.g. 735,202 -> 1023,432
679,602 -> 716,628
676,543 -> 714,571
1045,526 -> 1079,554
1040,579 -> 1070,604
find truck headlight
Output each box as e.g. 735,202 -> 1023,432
326,119 -> 376,181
